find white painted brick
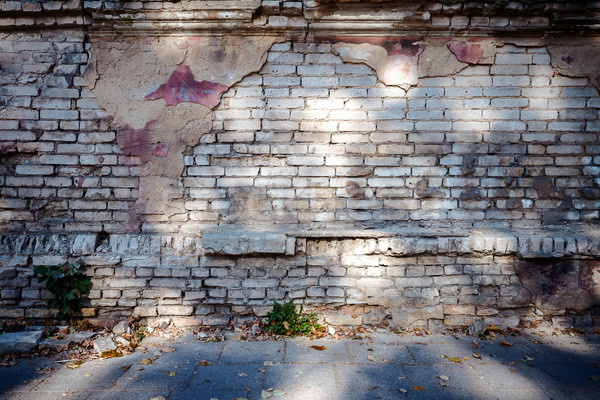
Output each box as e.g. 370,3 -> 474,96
445,87 -> 483,97
455,76 -> 492,86
302,76 -> 338,87
483,109 -> 520,120
492,76 -> 530,86
300,121 -> 338,132
339,121 -> 376,132
495,53 -> 532,64
452,121 -> 489,131
521,110 -> 558,120
297,65 -> 335,76
406,87 -> 444,97
329,88 -> 366,98
15,165 -> 53,175
267,98 -> 304,109
291,88 -> 329,97
445,109 -> 482,120
223,120 -> 261,131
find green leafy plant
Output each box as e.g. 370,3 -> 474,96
34,259 -> 91,320
265,300 -> 320,337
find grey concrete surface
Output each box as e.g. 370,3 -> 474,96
1,331 -> 599,400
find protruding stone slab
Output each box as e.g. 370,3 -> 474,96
0,331 -> 42,355
202,230 -> 289,255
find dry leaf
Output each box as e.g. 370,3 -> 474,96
121,365 -> 131,371
439,380 -> 451,387
473,353 -> 482,359
510,369 -> 516,373
500,341 -> 513,347
438,375 -> 450,381
448,357 -> 462,363
414,386 -> 423,391
239,373 -> 247,377
524,356 -> 534,361
201,361 -> 211,366
140,359 -> 152,365
168,371 -> 176,377
282,321 -> 289,330
162,347 -> 176,353
398,388 -> 407,394
310,345 -> 326,351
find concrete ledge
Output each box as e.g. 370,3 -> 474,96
202,230 -> 293,255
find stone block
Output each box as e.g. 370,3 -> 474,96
0,331 -> 42,355
202,230 -> 288,255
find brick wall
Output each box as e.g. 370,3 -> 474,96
0,0 -> 599,328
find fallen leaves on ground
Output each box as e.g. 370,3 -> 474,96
500,341 -> 513,347
201,360 -> 211,366
447,357 -> 462,364
101,350 -> 123,359
140,359 -> 153,365
398,388 -> 407,394
263,361 -> 274,366
120,365 -> 131,371
414,386 -> 423,391
166,371 -> 176,377
473,353 -> 481,359
310,345 -> 326,351
438,375 -> 449,381
161,346 -> 175,353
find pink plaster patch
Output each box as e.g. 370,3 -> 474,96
144,65 -> 228,108
100,37 -> 115,42
77,177 -> 85,187
152,143 -> 169,157
119,120 -> 157,157
447,41 -> 483,64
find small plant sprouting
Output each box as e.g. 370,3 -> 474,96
264,300 -> 320,337
34,259 -> 91,320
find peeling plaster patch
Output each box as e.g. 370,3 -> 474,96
323,37 -> 424,87
548,40 -> 600,89
77,177 -> 85,188
447,41 -> 483,64
152,143 -> 169,158
100,37 -> 115,42
119,120 -> 157,157
85,36 -> 281,230
145,65 -> 228,108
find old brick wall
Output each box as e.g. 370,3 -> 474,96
0,0 -> 599,328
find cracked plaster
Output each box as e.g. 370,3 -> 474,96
85,35 -> 280,228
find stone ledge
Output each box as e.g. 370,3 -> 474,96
0,232 -> 598,258
202,230 -> 293,255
